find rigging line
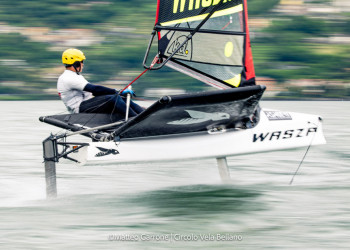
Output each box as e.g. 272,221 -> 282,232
116,55 -> 158,121
289,143 -> 312,185
289,121 -> 320,185
120,55 -> 159,93
110,92 -> 120,121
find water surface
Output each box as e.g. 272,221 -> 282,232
0,101 -> 349,249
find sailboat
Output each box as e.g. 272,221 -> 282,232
40,0 -> 326,195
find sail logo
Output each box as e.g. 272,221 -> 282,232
167,110 -> 230,125
253,127 -> 317,143
167,35 -> 191,58
173,0 -> 232,13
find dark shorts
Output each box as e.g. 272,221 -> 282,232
79,95 -> 144,117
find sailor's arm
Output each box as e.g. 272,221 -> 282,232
83,83 -> 136,97
83,83 -> 117,96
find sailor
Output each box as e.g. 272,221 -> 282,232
57,48 -> 144,116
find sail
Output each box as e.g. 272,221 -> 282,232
154,0 -> 256,89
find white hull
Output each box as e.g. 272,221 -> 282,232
68,108 -> 326,165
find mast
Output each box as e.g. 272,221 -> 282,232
243,0 -> 256,85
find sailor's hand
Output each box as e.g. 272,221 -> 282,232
120,89 -> 136,97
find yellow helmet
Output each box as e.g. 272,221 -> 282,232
62,48 -> 86,65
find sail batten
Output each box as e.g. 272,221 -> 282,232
154,0 -> 255,88
160,4 -> 243,26
155,25 -> 246,36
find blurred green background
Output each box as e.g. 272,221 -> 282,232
0,0 -> 349,100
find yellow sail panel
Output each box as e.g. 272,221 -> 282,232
225,74 -> 241,87
160,4 -> 243,26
